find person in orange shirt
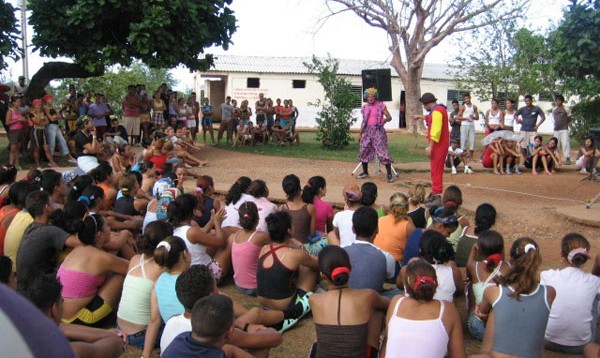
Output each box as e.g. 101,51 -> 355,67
374,192 -> 415,265
414,93 -> 449,195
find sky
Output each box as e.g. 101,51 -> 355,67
3,0 -> 571,91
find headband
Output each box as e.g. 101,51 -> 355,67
344,190 -> 362,202
413,276 -> 437,292
524,243 -> 537,253
157,241 -> 171,252
78,195 -> 91,206
331,267 -> 350,281
567,247 -> 589,264
195,187 -> 204,194
484,253 -> 502,267
432,213 -> 458,225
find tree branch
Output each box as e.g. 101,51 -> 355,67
26,62 -> 104,102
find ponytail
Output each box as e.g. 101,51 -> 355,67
561,233 -> 590,268
404,260 -> 437,301
225,176 -> 251,205
318,246 -> 352,286
302,176 -> 326,204
154,236 -> 187,269
502,237 -> 541,299
167,194 -> 197,226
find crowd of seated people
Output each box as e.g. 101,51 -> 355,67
2,160 -> 600,358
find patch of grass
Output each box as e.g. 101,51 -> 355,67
221,131 -> 430,163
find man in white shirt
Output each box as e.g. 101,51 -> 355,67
446,138 -> 472,174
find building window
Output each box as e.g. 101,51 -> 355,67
351,86 -> 363,108
292,80 -> 306,89
446,89 -> 470,107
247,78 -> 260,88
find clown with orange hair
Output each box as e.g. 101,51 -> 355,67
357,88 -> 394,183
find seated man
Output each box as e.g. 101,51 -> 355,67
104,118 -> 129,145
161,265 -> 282,357
446,138 -> 471,174
161,295 -> 252,358
19,274 -> 126,358
252,121 -> 269,146
344,207 -> 398,298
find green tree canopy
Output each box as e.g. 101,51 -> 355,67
0,1 -> 19,69
6,0 -> 235,100
549,0 -> 600,97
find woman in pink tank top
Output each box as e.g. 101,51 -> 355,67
5,96 -> 26,169
230,201 -> 270,296
383,260 -> 466,358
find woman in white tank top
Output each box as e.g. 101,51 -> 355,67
383,260 -> 465,358
503,99 -> 517,131
485,99 -> 504,132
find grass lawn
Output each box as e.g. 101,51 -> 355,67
218,131 -> 430,163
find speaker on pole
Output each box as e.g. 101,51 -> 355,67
361,69 -> 392,102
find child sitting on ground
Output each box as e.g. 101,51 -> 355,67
446,138 -> 472,175
576,136 -> 599,174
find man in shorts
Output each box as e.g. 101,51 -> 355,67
516,94 -> 546,156
122,85 -> 142,145
218,96 -> 234,145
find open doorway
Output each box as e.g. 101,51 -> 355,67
398,91 -> 406,128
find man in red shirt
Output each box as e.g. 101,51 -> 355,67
415,93 -> 449,195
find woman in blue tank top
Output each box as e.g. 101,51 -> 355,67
472,238 -> 556,358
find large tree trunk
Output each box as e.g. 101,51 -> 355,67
24,62 -> 104,103
391,56 -> 426,136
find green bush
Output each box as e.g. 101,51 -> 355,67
305,56 -> 358,149
570,98 -> 600,145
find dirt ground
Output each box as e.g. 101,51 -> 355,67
124,144 -> 600,358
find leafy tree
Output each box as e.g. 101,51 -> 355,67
453,24 -> 557,104
18,0 -> 235,100
53,63 -> 176,116
452,17 -> 517,102
549,0 -> 600,142
325,0 -> 528,126
305,55 -> 359,149
549,0 -> 600,98
0,0 -> 19,70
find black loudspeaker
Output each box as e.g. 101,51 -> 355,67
361,69 -> 392,102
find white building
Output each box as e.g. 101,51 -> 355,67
195,55 -> 557,133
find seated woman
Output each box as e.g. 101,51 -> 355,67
116,221 -> 174,349
168,193 -> 228,279
465,230 -> 509,341
454,203 -> 497,267
501,137 -> 523,174
280,174 -> 316,244
383,260 -> 466,358
257,211 -> 319,333
309,246 -> 389,358
230,201 -> 270,296
57,213 -> 129,327
529,135 -> 559,175
193,175 -> 221,228
114,174 -> 146,217
330,184 -> 363,247
247,179 -> 277,232
472,238 -> 555,358
374,192 -> 415,267
143,138 -> 169,171
110,143 -> 135,177
398,230 -> 463,303
541,233 -> 600,354
142,235 -> 191,358
532,136 -> 562,175
576,136 -> 600,174
407,184 -> 427,229
90,161 -> 117,209
302,176 -> 333,237
221,176 -> 253,238
360,182 -> 386,217
482,137 -> 505,175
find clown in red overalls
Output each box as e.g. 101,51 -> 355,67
416,93 -> 449,195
